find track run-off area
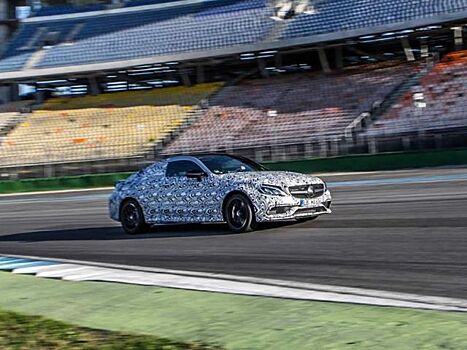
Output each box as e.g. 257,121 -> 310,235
1,167 -> 467,300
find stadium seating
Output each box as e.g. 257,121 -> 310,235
0,83 -> 221,166
0,4 -> 197,72
0,0 -> 272,71
0,101 -> 32,113
0,23 -> 44,72
162,62 -> 417,155
280,0 -> 467,40
366,51 -> 467,136
40,83 -> 220,110
0,101 -> 33,132
1,0 -> 463,71
35,0 -> 273,68
0,112 -> 24,137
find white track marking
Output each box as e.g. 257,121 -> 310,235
12,264 -> 71,274
74,270 -> 464,311
61,268 -> 115,281
3,253 -> 467,312
35,265 -> 91,278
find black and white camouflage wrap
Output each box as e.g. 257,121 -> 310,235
109,156 -> 332,224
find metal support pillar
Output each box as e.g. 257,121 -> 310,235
318,47 -> 331,73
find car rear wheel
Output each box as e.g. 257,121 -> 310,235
224,194 -> 256,233
120,199 -> 150,234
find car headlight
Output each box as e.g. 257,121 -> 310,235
259,184 -> 287,197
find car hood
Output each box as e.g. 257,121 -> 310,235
219,171 -> 322,188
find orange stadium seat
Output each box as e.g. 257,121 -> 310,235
163,62 -> 417,155
366,50 -> 467,136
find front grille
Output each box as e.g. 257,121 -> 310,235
288,184 -> 325,199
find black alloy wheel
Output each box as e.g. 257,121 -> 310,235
120,199 -> 150,234
224,194 -> 256,233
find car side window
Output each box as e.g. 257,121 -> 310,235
166,160 -> 204,177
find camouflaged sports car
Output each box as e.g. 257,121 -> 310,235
109,154 -> 332,234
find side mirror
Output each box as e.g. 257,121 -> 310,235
186,171 -> 207,181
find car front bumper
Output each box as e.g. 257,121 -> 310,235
255,190 -> 332,222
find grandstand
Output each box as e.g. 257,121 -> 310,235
0,100 -> 32,122
0,0 -> 465,177
163,61 -> 418,155
0,83 -> 220,166
366,50 -> 467,136
0,0 -> 465,76
0,101 -> 32,138
279,0 -> 467,40
0,0 -> 275,73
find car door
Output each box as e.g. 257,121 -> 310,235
158,160 -> 208,223
136,162 -> 167,224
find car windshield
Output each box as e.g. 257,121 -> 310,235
197,155 -> 268,174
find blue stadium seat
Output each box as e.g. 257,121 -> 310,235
0,0 -> 465,72
34,0 -> 274,68
280,0 -> 467,40
0,23 -> 44,72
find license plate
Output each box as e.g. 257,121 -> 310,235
300,199 -> 320,207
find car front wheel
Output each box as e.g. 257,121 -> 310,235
120,199 -> 149,234
224,194 -> 256,233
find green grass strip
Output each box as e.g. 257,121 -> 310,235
1,272 -> 467,350
0,172 -> 132,194
0,308 -> 217,350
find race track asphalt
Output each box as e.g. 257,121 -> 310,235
1,167 -> 467,299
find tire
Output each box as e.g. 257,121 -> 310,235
120,199 -> 150,234
224,194 -> 256,233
